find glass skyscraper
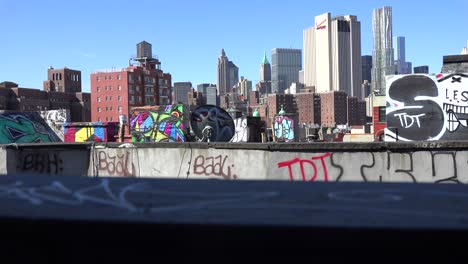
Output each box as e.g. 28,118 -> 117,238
371,6 -> 396,94
271,48 -> 302,94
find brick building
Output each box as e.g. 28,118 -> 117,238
91,41 -> 172,123
0,67 -> 91,122
43,67 -> 82,93
267,94 -> 296,126
295,92 -> 316,125
320,91 -> 347,127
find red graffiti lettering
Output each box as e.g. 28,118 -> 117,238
277,153 -> 331,182
193,155 -> 237,180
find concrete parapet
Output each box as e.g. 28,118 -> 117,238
2,141 -> 468,183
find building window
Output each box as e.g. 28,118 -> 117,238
110,106 -> 113,111
98,117 -> 101,122
109,75 -> 112,80
118,96 -> 122,101
110,117 -> 113,121
118,85 -> 122,91
97,107 -> 101,112
378,106 -> 386,122
117,74 -> 121,80
136,86 -> 141,92
106,117 -> 109,121
96,86 -> 100,92
106,107 -> 108,111
97,97 -> 101,102
118,106 -> 122,112
105,96 -> 108,101
109,96 -> 112,101
105,76 -> 107,80
109,86 -> 112,91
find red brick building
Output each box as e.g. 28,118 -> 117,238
91,41 -> 172,123
320,91 -> 347,128
43,67 -> 82,93
295,92 -> 316,125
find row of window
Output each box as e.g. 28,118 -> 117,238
96,74 -> 122,81
96,96 -> 122,102
97,106 -> 122,112
96,85 -> 122,92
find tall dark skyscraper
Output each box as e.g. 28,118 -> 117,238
361,55 -> 372,83
394,36 -> 412,74
271,48 -> 302,94
217,49 -> 239,96
260,52 -> 271,93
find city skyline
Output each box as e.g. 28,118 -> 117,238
1,0 -> 467,93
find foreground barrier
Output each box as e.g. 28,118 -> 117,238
2,141 -> 468,183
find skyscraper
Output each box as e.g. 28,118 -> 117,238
414,66 -> 429,74
394,36 -> 412,74
303,13 -> 362,98
372,6 -> 396,94
173,82 -> 192,104
260,52 -> 271,90
271,48 -> 302,94
361,55 -> 372,82
217,49 -> 239,96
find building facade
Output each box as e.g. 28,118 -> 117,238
217,49 -> 239,96
271,48 -> 302,94
362,55 -> 372,83
43,67 -> 82,93
320,91 -> 347,127
198,83 -> 217,106
91,42 -> 172,124
0,81 -> 90,122
173,82 -> 192,104
260,52 -> 272,94
303,13 -> 362,98
414,66 -> 429,74
394,36 -> 412,74
372,6 -> 396,94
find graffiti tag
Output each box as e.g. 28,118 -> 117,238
394,113 -> 425,128
17,152 -> 64,175
97,151 -> 136,177
277,153 -> 331,182
193,155 -> 237,180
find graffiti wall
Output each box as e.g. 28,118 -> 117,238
64,122 -> 119,142
130,104 -> 187,142
4,142 -> 468,184
386,73 -> 468,141
0,112 -> 62,143
273,115 -> 296,142
40,109 -> 69,141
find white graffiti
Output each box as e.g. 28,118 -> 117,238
40,109 -> 69,141
394,113 -> 425,128
230,117 -> 248,142
0,179 -> 279,213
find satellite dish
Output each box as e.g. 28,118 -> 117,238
190,105 -> 235,142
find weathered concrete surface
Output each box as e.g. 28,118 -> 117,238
3,141 -> 468,183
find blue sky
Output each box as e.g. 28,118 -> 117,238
1,0 -> 467,93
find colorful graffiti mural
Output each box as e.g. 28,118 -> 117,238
386,73 -> 468,141
130,105 -> 186,142
0,112 -> 62,143
64,122 -> 119,142
274,115 -> 295,142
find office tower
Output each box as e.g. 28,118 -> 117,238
271,48 -> 302,94
260,52 -> 272,93
197,83 -> 217,105
361,55 -> 372,82
43,67 -> 82,93
414,66 -> 429,74
394,36 -> 412,74
303,13 -> 362,98
173,82 -> 192,104
238,77 -> 252,101
371,6 -> 396,94
217,49 -> 239,96
91,41 -> 172,123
